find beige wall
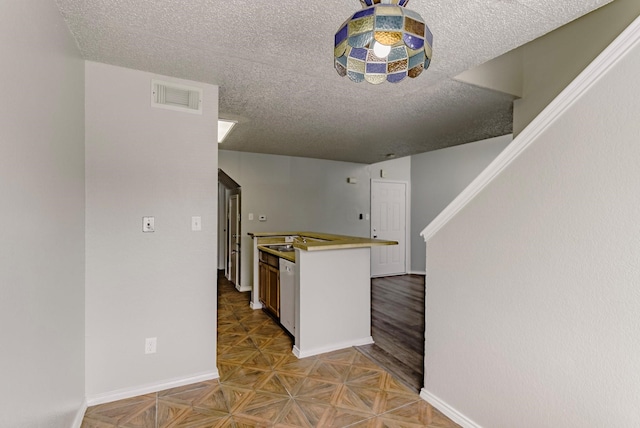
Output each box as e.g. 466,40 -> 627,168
411,135 -> 512,273
514,0 -> 640,134
0,1 -> 86,426
424,18 -> 640,427
85,62 -> 219,399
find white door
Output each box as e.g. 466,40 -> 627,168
228,194 -> 240,287
371,180 -> 406,276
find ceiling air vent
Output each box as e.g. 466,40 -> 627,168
151,79 -> 202,114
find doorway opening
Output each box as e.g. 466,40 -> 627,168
218,169 -> 244,291
363,180 -> 424,392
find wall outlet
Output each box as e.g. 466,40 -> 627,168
145,337 -> 157,354
142,216 -> 155,232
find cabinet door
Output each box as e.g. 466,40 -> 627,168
268,265 -> 280,317
258,262 -> 268,305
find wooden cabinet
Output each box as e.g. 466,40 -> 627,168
258,260 -> 268,305
258,251 -> 280,318
267,264 -> 280,317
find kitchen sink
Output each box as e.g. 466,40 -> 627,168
264,244 -> 295,252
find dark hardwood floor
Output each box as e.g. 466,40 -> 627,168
357,274 -> 426,392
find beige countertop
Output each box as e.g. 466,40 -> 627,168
251,231 -> 397,262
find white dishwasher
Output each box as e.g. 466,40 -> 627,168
279,258 -> 296,336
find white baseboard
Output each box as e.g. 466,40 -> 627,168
372,270 -> 427,278
71,399 -> 88,428
236,283 -> 252,293
293,336 -> 374,358
420,389 -> 481,428
86,370 -> 219,406
249,301 -> 263,310
370,272 -> 406,278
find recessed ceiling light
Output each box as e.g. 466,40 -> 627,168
218,119 -> 237,143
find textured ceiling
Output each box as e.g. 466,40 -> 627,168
55,0 -> 611,164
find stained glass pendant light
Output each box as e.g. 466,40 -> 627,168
334,0 -> 433,84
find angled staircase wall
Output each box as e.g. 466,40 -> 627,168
420,15 -> 640,428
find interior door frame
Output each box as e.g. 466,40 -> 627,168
227,193 -> 241,288
370,179 -> 410,277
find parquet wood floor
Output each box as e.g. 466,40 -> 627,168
81,273 -> 456,427
357,275 -> 425,392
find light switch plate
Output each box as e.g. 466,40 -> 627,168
145,337 -> 157,354
192,216 -> 202,231
143,216 -> 155,232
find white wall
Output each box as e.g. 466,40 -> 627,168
513,0 -> 640,135
410,136 -> 512,272
221,147 -> 505,280
219,151 -> 373,289
370,156 -> 411,183
296,247 -> 372,357
85,62 -> 219,399
0,1 -> 85,426
423,20 -> 640,427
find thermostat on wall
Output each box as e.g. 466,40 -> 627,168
259,215 -> 267,222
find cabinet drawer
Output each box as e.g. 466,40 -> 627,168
267,254 -> 279,267
258,250 -> 280,268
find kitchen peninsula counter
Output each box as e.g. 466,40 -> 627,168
249,231 -> 397,358
250,231 -> 396,253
